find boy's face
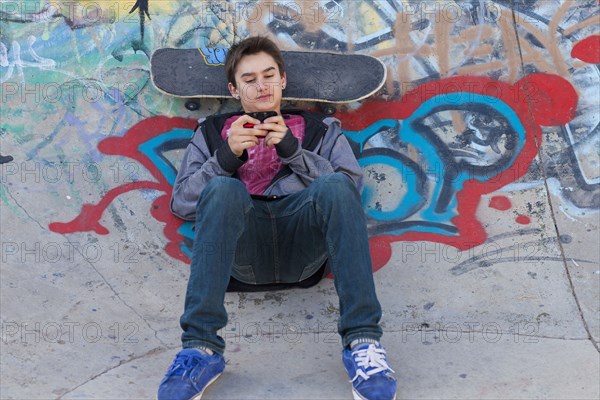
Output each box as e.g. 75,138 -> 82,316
228,52 -> 286,114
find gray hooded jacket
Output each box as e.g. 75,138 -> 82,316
170,109 -> 364,221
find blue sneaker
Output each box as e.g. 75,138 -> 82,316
342,342 -> 397,400
157,348 -> 225,400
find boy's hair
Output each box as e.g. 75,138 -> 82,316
225,36 -> 285,88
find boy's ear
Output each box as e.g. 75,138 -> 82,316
228,82 -> 239,99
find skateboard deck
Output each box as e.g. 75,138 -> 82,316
150,47 -> 386,103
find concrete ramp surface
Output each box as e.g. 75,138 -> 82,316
1,1 -> 599,399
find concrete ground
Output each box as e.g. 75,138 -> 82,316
1,181 -> 598,399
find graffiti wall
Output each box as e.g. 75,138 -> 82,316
1,0 -> 599,271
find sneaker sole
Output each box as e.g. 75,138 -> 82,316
191,372 -> 223,400
156,371 -> 223,400
352,387 -> 397,400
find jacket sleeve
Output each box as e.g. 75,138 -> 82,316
170,123 -> 241,220
277,117 -> 364,193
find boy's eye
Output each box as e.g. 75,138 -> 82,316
244,75 -> 274,84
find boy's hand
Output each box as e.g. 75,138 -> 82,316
227,115 -> 266,157
256,115 -> 289,147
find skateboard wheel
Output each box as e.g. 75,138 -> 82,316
319,104 -> 337,115
185,100 -> 200,111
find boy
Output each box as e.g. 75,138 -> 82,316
158,36 -> 396,400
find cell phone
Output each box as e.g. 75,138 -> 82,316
243,111 -> 278,128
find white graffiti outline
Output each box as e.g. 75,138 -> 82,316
1,36 -> 56,83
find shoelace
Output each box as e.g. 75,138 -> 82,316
166,353 -> 205,379
350,344 -> 396,383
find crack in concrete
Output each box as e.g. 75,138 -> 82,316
5,187 -> 49,232
3,182 -> 169,349
508,0 -> 599,353
62,234 -> 169,348
56,345 -> 178,399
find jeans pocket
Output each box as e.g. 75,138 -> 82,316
231,263 -> 257,284
298,253 -> 328,281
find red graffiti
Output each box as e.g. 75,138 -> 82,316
489,196 -> 512,211
49,181 -> 164,235
572,35 -> 600,64
516,215 -> 531,225
49,116 -> 197,263
337,74 -> 577,271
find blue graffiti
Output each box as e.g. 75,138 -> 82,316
138,128 -> 193,185
199,47 -> 229,66
137,127 -> 196,255
344,92 -> 527,236
178,222 -> 195,258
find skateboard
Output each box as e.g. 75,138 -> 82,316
150,47 -> 386,110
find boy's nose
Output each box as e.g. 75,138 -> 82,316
257,79 -> 280,92
257,79 -> 270,91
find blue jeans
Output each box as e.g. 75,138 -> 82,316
180,173 -> 383,354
